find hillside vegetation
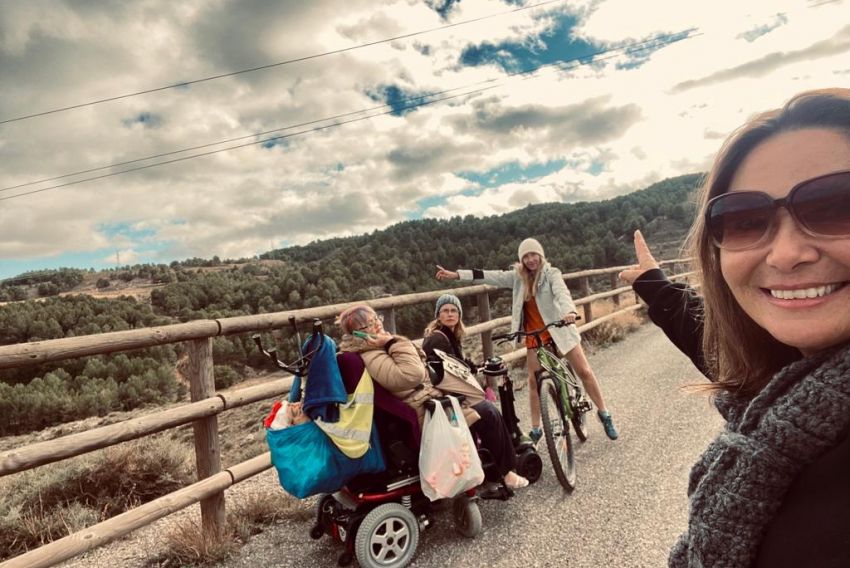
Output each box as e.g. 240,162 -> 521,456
0,173 -> 701,435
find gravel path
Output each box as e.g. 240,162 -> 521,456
222,324 -> 723,568
62,324 -> 723,568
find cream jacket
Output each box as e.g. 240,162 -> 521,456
457,262 -> 581,355
340,335 -> 480,427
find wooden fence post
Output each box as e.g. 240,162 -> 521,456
378,307 -> 397,334
477,292 -> 493,360
578,277 -> 593,323
609,273 -> 620,307
186,338 -> 225,539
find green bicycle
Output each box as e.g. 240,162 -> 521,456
493,320 -> 593,491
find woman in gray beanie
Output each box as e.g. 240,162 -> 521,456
422,293 -> 529,490
435,238 -> 618,442
619,88 -> 850,567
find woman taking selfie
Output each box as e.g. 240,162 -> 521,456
421,293 -> 527,489
620,88 -> 850,567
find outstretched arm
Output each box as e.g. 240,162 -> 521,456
435,265 -> 459,281
621,231 -> 709,378
435,263 -> 516,288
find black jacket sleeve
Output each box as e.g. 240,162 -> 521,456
633,268 -> 710,379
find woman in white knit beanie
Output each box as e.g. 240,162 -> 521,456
435,237 -> 618,442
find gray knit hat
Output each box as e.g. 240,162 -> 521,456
518,238 -> 545,261
435,293 -> 462,319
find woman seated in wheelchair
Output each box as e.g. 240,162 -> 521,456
337,303 -> 528,490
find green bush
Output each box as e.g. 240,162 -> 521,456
213,365 -> 240,389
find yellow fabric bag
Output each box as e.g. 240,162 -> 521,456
314,368 -> 375,459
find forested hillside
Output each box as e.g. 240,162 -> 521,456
0,173 -> 701,434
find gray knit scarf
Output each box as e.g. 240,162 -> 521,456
669,342 -> 850,568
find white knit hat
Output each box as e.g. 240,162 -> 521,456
517,238 -> 545,261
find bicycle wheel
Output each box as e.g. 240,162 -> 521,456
539,377 -> 576,491
563,364 -> 590,442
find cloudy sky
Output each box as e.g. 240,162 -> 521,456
1,0 -> 848,279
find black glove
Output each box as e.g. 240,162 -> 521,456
463,358 -> 478,375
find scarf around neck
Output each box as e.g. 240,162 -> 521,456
669,341 -> 850,568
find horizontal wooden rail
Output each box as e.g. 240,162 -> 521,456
0,285 -> 493,370
0,398 -> 221,476
0,453 -> 273,568
578,303 -> 644,333
0,320 -> 221,370
0,377 -> 293,477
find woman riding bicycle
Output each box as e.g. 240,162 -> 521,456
421,293 -> 528,490
435,238 -> 618,441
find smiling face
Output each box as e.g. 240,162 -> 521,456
719,128 -> 850,355
522,252 -> 542,272
437,303 -> 461,329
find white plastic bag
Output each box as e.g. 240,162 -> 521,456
265,401 -> 308,430
419,395 -> 485,501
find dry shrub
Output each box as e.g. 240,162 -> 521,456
229,490 -> 313,542
156,490 -> 312,566
581,298 -> 646,349
155,519 -> 237,567
0,436 -> 192,561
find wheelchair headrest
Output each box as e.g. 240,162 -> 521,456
426,358 -> 444,384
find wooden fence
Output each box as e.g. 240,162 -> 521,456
0,259 -> 691,568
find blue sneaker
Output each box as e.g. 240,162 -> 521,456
598,411 -> 619,440
529,427 -> 543,444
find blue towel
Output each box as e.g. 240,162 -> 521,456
295,334 -> 346,422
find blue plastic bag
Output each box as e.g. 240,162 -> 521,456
266,420 -> 385,499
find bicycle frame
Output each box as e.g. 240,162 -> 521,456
494,321 -> 586,424
534,346 -> 580,421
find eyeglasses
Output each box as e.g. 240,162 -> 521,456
705,169 -> 850,251
439,306 -> 460,314
356,313 -> 383,331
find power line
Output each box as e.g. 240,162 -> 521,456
0,0 -> 566,125
0,30 -> 697,202
1,28 -> 697,199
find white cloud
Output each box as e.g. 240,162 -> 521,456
0,0 -> 847,271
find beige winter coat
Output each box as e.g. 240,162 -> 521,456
340,335 -> 480,428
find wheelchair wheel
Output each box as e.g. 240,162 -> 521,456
452,495 -> 482,538
516,447 -> 543,484
539,378 -> 576,491
311,493 -> 334,539
354,503 -> 419,568
564,365 -> 589,442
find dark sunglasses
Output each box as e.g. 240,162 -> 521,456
705,169 -> 850,251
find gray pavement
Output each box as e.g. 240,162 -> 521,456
223,324 -> 724,568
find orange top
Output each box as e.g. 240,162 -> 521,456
523,298 -> 551,349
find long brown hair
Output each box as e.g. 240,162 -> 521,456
513,256 -> 546,301
687,88 -> 850,396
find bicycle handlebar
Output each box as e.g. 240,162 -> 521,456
492,316 -> 582,344
252,317 -> 324,375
